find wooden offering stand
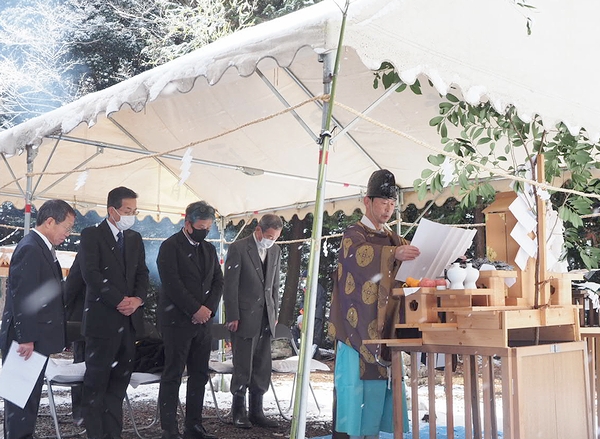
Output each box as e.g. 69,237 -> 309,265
373,164 -> 594,439
398,191 -> 582,348
0,247 -> 12,276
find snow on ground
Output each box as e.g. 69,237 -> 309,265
0,358 -> 504,439
21,358 -> 332,421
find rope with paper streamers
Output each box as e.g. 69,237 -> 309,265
6,211 -> 600,250
0,95 -> 329,192
0,219 -> 484,248
3,95 -> 600,218
333,101 -> 600,202
0,227 -> 19,244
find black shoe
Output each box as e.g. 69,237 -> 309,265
162,431 -> 183,439
232,394 -> 252,429
184,424 -> 218,439
248,393 -> 278,428
248,412 -> 279,428
232,411 -> 252,429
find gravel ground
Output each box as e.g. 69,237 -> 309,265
2,366 -> 335,439
32,402 -> 333,439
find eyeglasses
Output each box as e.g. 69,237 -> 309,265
116,208 -> 139,216
57,222 -> 74,234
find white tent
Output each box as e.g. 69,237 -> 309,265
2,0 -> 598,224
1,1 -> 600,437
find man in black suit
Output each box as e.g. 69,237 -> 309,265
0,199 -> 76,439
79,186 -> 149,439
63,254 -> 86,426
223,214 -> 283,429
157,201 -> 223,439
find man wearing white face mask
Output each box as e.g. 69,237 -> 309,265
79,186 -> 149,439
224,214 -> 283,429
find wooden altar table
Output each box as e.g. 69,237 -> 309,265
380,339 -> 593,439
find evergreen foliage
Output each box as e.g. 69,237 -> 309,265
375,62 -> 600,269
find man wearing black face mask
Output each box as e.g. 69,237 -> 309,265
156,201 -> 223,439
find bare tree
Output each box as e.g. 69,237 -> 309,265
0,0 -> 322,129
0,1 -> 85,129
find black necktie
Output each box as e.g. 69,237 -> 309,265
117,231 -> 124,257
51,246 -> 62,277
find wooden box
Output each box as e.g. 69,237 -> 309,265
507,341 -> 593,439
405,290 -> 439,324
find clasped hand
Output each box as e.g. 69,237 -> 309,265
117,296 -> 143,316
192,305 -> 212,325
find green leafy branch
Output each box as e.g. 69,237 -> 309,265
374,62 -> 600,268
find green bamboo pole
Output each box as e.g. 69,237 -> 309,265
290,3 -> 349,439
24,145 -> 35,235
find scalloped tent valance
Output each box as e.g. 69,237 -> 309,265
1,0 -> 598,223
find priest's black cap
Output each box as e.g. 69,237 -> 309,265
366,169 -> 398,200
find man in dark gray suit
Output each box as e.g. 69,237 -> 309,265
0,199 -> 76,439
223,214 -> 283,429
157,201 -> 223,439
79,186 -> 149,439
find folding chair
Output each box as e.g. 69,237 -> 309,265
123,372 -> 162,439
270,323 -> 329,420
44,361 -> 165,439
207,323 -> 234,423
43,359 -> 87,439
124,326 -> 176,439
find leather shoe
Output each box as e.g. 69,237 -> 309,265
184,424 -> 218,439
161,431 -> 183,439
232,394 -> 252,429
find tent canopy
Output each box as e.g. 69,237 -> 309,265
1,0 -> 599,222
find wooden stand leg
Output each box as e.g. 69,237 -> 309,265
590,337 -> 600,437
392,350 -> 405,436
482,356 -> 498,439
411,352 -> 420,439
428,353 -> 437,439
470,356 -> 482,439
445,354 -> 455,439
464,355 -> 473,439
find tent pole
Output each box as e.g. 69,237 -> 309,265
290,3 -> 349,439
216,216 -> 227,390
217,216 -> 227,324
24,145 -> 37,235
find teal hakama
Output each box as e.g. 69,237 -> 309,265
329,218 -> 411,437
334,342 -> 409,436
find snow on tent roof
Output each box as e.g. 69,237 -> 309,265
1,0 -> 599,221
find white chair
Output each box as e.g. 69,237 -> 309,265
44,360 -> 165,439
44,359 -> 87,439
270,323 -> 329,420
207,323 -> 234,422
125,372 -> 163,439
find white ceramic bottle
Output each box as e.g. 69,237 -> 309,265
464,262 -> 479,289
446,262 -> 466,290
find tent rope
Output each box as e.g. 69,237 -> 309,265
0,94 -> 330,192
0,227 -> 19,244
334,101 -> 600,202
3,96 -> 600,205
